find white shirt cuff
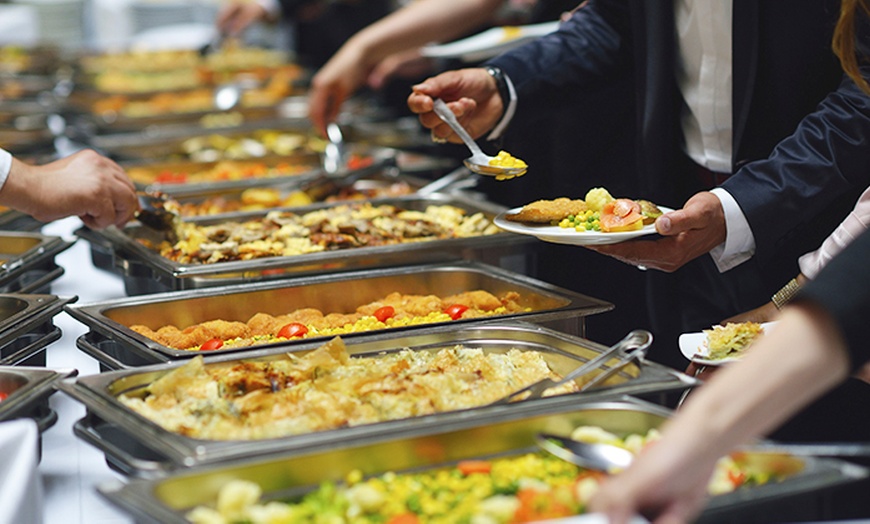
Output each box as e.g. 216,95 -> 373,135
0,148 -> 11,193
257,0 -> 281,17
708,187 -> 755,272
486,73 -> 517,141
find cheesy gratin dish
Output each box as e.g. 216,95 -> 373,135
147,203 -> 500,264
118,337 -> 578,441
187,425 -> 773,524
130,290 -> 526,351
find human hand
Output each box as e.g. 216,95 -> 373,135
368,49 -> 435,90
309,45 -> 370,136
588,192 -> 727,272
2,150 -> 137,229
215,1 -> 271,36
589,439 -> 715,524
407,68 -> 503,142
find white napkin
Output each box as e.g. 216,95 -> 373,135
0,419 -> 43,524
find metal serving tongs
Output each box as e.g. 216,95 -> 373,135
489,329 -> 653,406
134,192 -> 180,242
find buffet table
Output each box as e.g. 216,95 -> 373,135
38,216 -> 132,524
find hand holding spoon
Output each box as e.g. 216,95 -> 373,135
431,98 -> 527,180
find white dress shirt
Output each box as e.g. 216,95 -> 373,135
675,0 -> 754,272
799,186 -> 870,279
0,148 -> 11,193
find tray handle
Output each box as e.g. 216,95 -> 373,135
0,326 -> 62,366
75,333 -> 132,371
73,414 -> 171,478
15,265 -> 65,294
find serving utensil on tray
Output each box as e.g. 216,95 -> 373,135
431,98 -> 527,179
134,192 -> 179,241
537,433 -> 870,474
490,329 -> 653,405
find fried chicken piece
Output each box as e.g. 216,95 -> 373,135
504,197 -> 588,223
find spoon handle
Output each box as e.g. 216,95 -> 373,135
432,99 -> 486,159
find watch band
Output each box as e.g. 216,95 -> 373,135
485,66 -> 510,116
771,277 -> 801,310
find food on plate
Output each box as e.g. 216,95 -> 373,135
599,198 -> 644,232
703,321 -> 765,360
129,289 -> 526,351
118,336 -> 578,440
504,198 -> 588,223
504,187 -> 663,234
637,199 -> 663,224
186,425 -> 773,523
145,203 -> 500,264
584,187 -> 615,212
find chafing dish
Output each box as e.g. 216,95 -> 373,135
59,325 -> 693,475
75,194 -> 533,295
0,366 -> 76,434
0,294 -> 75,367
0,209 -> 43,232
0,45 -> 63,75
65,261 -> 611,369
0,232 -> 75,295
93,397 -> 867,522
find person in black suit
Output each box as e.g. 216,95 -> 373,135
407,0 -> 870,371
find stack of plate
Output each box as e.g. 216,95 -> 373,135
11,0 -> 85,49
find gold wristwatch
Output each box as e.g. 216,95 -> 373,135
771,277 -> 801,309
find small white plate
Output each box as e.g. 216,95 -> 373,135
420,21 -> 560,63
493,207 -> 670,246
679,322 -> 778,366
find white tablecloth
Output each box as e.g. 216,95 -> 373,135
38,216 -> 132,524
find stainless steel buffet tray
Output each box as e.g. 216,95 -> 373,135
0,294 -> 74,367
0,232 -> 75,294
59,325 -> 693,475
94,398 -> 868,522
64,261 -> 612,368
75,193 -> 533,294
0,366 -> 76,434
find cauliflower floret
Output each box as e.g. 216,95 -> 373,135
584,187 -> 614,212
216,479 -> 262,518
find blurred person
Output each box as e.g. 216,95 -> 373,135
588,227 -> 870,523
307,0 -> 581,134
215,0 -> 394,69
407,1 -> 870,372
0,148 -> 137,229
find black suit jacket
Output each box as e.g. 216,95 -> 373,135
488,0 -> 870,270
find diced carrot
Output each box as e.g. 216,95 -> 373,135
457,460 -> 492,475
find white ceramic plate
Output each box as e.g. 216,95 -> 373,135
679,322 -> 778,366
420,21 -> 560,62
493,206 -> 670,246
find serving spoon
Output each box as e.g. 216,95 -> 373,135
537,433 -> 870,473
431,98 -> 527,180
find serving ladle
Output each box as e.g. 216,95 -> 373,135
537,433 -> 870,474
431,98 -> 527,180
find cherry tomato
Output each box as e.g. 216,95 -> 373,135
599,198 -> 644,232
373,305 -> 395,323
200,338 -> 223,351
457,460 -> 492,475
278,322 -> 308,339
0,392 -> 8,402
444,304 -> 469,320
154,171 -> 187,184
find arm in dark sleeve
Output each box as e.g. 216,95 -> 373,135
794,227 -> 870,370
722,73 -> 870,266
486,0 -> 632,96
